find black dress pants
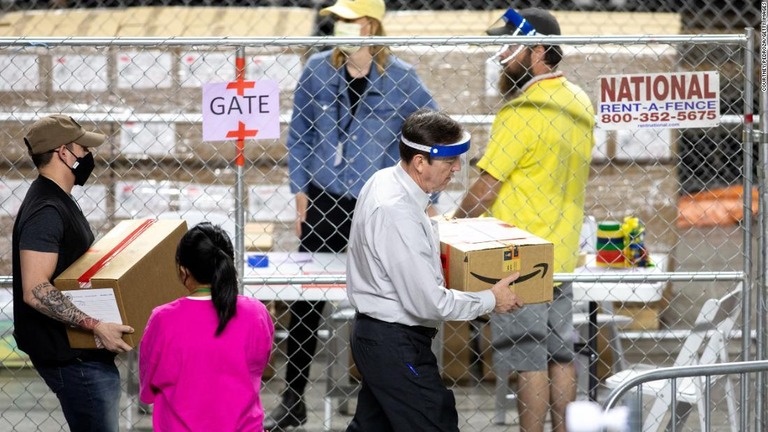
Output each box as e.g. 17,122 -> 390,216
284,183 -> 355,395
346,314 -> 459,432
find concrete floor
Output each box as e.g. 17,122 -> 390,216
0,224 -> 752,431
0,353 -> 742,432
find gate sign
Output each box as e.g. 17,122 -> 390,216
597,71 -> 719,130
202,80 -> 280,141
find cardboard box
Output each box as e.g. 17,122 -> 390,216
614,281 -> 673,331
55,219 -> 188,348
245,222 -> 274,251
615,303 -> 662,331
442,320 -> 493,384
437,217 -> 554,304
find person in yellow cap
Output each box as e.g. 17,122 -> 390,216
456,7 -> 595,432
270,0 -> 437,430
12,115 -> 135,432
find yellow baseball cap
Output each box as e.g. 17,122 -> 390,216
319,0 -> 386,22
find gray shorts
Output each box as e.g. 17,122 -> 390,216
490,282 -> 575,372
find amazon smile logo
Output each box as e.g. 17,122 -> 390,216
469,263 -> 549,285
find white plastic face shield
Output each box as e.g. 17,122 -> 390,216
487,8 -> 538,65
401,130 -> 472,191
454,150 -> 470,193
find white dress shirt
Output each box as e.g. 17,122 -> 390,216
347,163 -> 496,328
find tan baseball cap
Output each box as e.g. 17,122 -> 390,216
319,0 -> 386,21
24,115 -> 107,155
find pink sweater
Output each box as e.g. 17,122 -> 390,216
140,296 -> 274,432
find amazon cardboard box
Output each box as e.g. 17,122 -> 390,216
55,219 -> 188,348
437,217 -> 554,304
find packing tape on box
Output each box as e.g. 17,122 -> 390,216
77,219 -> 157,285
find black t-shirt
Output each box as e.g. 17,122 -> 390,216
12,176 -> 114,366
346,67 -> 369,117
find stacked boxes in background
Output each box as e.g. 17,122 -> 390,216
0,7 -> 691,336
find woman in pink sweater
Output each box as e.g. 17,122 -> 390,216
140,222 -> 274,431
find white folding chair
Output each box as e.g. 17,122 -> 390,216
604,286 -> 742,432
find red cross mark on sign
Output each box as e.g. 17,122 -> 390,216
226,121 -> 259,140
226,77 -> 255,96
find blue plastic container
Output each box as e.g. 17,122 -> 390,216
247,254 -> 269,268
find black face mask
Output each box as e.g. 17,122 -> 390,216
65,148 -> 95,186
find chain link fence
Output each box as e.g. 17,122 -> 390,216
0,8 -> 761,432
1,0 -> 762,30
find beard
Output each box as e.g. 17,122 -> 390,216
498,50 -> 533,97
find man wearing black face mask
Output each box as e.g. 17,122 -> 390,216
12,115 -> 135,432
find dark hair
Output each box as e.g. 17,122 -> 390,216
30,151 -> 54,169
541,45 -> 563,68
176,222 -> 238,336
399,109 -> 463,164
518,8 -> 562,68
25,138 -> 54,169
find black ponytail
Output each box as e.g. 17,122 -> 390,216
210,243 -> 238,335
176,222 -> 238,336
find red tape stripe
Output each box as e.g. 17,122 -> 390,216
77,219 -> 157,284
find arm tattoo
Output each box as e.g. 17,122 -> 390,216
31,282 -> 101,331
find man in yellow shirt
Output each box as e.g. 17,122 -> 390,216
456,8 -> 595,432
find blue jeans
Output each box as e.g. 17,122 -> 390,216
34,359 -> 121,432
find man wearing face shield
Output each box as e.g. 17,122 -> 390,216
346,109 -> 524,432
456,8 -> 595,432
274,0 -> 437,429
12,115 -> 135,432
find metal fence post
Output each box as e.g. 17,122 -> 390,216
744,26 -> 756,432
758,9 -> 768,429
235,45 -> 246,289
